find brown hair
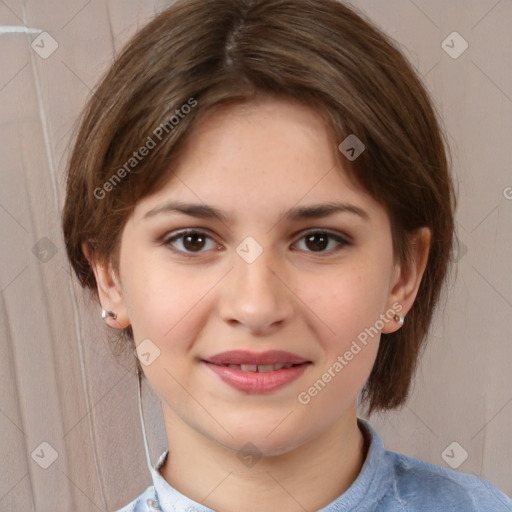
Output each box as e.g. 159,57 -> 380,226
62,0 -> 456,415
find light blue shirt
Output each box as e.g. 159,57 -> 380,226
115,418 -> 512,512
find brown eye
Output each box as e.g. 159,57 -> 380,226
182,233 -> 207,251
163,230 -> 219,254
305,233 -> 329,252
294,230 -> 350,254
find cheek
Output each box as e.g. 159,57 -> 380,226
295,270 -> 384,415
298,261 -> 392,342
120,250 -> 217,349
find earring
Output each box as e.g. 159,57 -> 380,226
394,314 -> 404,326
101,308 -> 117,320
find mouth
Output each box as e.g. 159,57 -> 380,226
203,349 -> 312,368
211,362 -> 306,372
201,350 -> 312,393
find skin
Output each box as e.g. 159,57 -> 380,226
86,97 -> 430,512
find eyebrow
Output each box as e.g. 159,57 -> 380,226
142,200 -> 370,223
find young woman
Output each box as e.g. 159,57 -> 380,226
61,0 -> 512,510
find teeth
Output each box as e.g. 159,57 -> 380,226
274,363 -> 294,370
240,364 -> 258,372
233,363 -> 296,372
257,364 -> 275,373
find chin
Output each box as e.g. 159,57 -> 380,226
213,423 -> 310,458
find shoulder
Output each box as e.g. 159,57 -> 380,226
379,450 -> 512,511
112,485 -> 156,512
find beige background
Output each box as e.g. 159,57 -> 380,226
1,0 -> 511,510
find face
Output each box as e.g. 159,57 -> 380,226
99,97 -> 415,456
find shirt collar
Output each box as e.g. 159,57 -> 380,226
148,417 -> 394,512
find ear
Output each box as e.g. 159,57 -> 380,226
381,227 -> 431,334
82,242 -> 130,329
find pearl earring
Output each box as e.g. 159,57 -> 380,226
394,314 -> 404,326
101,308 -> 117,320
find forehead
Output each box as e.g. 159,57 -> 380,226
132,97 -> 381,224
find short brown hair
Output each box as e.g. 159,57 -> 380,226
62,0 -> 456,415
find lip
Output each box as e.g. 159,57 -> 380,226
204,350 -> 310,366
202,350 -> 312,394
204,361 -> 311,393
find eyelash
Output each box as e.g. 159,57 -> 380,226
160,228 -> 351,256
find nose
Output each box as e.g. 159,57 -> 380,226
217,245 -> 295,335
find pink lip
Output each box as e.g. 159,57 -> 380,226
202,350 -> 312,394
204,361 -> 310,394
204,350 -> 309,366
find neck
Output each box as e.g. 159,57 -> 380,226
159,405 -> 368,512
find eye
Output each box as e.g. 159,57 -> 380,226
160,228 -> 351,256
293,230 -> 351,254
161,229 -> 221,254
